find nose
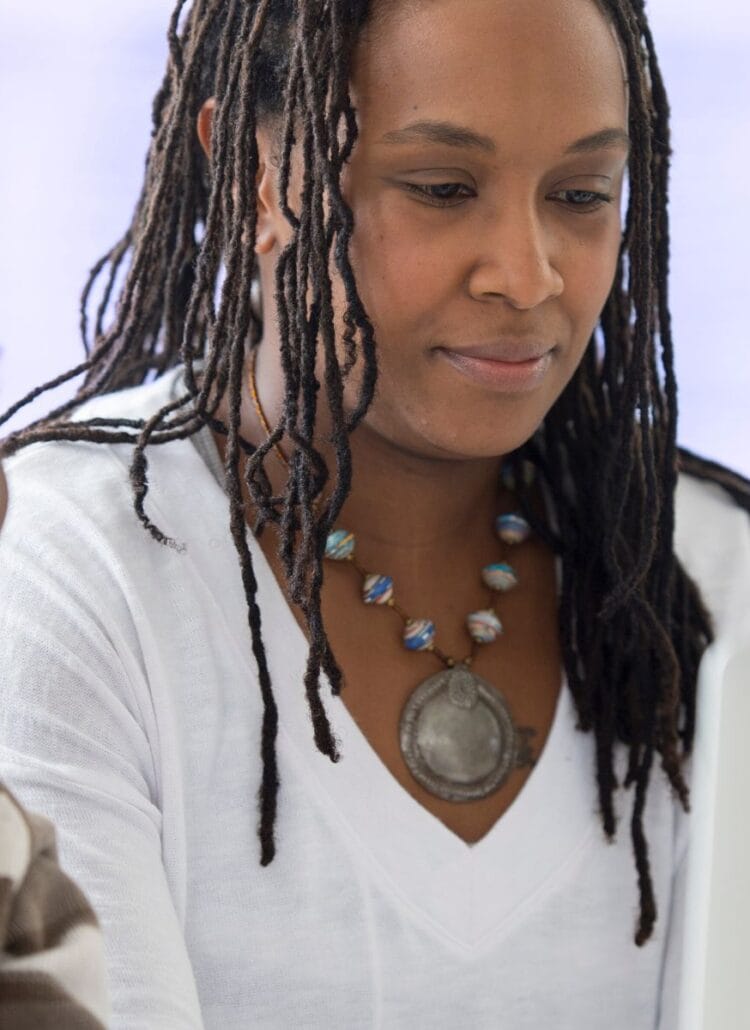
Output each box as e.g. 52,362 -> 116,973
466,202 -> 564,310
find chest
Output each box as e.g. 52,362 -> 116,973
165,565 -> 673,1028
262,525 -> 564,845
144,489 -> 677,1025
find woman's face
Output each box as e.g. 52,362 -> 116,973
262,0 -> 630,461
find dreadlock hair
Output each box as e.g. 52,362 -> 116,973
2,0 -> 749,948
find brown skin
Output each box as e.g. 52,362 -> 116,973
197,0 -> 630,842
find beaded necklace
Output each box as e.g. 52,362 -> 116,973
247,346 -> 537,802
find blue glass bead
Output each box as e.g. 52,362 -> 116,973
495,513 -> 531,545
481,562 -> 518,592
403,619 -> 436,652
362,574 -> 394,605
325,529 -> 355,560
466,609 -> 503,644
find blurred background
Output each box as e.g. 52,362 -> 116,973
0,0 -> 747,473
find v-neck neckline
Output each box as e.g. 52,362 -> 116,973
165,365 -> 601,951
242,502 -> 599,952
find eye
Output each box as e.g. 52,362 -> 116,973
553,189 -> 614,212
401,182 -> 475,207
401,183 -> 615,212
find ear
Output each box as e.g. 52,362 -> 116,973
253,151 -> 278,256
196,97 -> 277,256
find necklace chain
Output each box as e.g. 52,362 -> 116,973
248,346 -> 289,472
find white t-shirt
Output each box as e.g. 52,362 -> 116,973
1,364 -> 748,1029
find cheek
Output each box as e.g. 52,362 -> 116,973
347,203 -> 449,337
564,223 -> 622,331
338,188 -> 623,391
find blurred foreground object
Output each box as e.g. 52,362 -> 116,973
0,462 -> 110,1028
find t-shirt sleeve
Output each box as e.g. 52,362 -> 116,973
0,451 -> 204,1029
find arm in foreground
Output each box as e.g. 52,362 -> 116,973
0,478 -> 204,1030
0,784 -> 109,1028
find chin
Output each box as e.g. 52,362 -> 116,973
429,435 -> 533,463
390,421 -> 541,463
350,380 -> 551,462
420,406 -> 549,462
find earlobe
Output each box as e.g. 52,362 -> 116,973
196,97 -> 217,160
254,228 -> 276,256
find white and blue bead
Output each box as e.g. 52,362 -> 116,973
495,513 -> 531,545
466,609 -> 503,643
362,574 -> 394,605
325,529 -> 355,560
481,561 -> 518,592
403,619 -> 436,651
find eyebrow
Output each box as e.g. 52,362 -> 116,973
378,120 -> 631,157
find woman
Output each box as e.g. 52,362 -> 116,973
1,0 -> 748,1026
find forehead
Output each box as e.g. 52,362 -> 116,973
352,0 -> 628,161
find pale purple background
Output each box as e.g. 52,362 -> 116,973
0,1 -> 748,474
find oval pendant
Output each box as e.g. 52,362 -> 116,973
399,664 -> 521,801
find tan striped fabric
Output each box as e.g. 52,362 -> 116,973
0,784 -> 110,1028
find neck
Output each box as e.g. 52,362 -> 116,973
334,422 -> 505,554
199,344 -> 517,574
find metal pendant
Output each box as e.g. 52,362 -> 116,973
399,663 -> 535,802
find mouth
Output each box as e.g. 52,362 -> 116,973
435,344 -> 555,393
442,340 -> 555,363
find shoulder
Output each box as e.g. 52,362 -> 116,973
2,366 -> 183,481
0,367 -> 187,542
0,368 -> 197,646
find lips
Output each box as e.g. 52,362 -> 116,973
440,340 -> 554,363
436,346 -> 554,392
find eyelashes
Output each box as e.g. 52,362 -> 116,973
402,182 -> 614,212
